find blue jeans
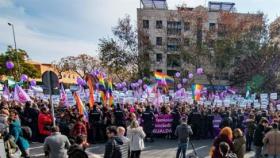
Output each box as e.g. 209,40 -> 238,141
176,140 -> 189,158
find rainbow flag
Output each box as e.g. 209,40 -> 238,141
98,74 -> 106,91
107,78 -> 114,106
192,84 -> 203,101
87,76 -> 95,109
73,92 -> 88,120
154,71 -> 174,83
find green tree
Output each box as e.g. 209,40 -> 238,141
98,15 -> 152,82
0,46 -> 40,80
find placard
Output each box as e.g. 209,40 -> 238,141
260,93 -> 268,100
270,93 -> 277,100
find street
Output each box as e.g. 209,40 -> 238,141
30,139 -> 256,158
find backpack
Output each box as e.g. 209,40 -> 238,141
21,126 -> 32,140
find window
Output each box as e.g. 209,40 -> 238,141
156,37 -> 162,46
143,20 -> 149,29
156,20 -> 163,29
184,38 -> 190,46
167,38 -> 180,51
218,23 -> 226,37
167,21 -> 182,35
184,22 -> 190,31
156,54 -> 162,62
209,23 -> 216,31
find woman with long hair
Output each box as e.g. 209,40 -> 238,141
210,127 -> 234,158
233,128 -> 246,158
127,120 -> 146,158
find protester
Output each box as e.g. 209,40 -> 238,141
210,127 -> 234,158
233,128 -> 246,158
263,122 -> 280,157
117,126 -> 130,158
22,101 -> 39,142
38,106 -> 53,142
43,126 -> 71,158
219,142 -> 238,158
9,110 -> 30,158
127,120 -> 146,158
253,117 -> 269,158
71,115 -> 87,139
104,126 -> 123,158
68,135 -> 89,158
141,105 -> 155,142
245,113 -> 256,151
175,117 -> 193,158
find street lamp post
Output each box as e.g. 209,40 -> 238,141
8,22 -> 21,76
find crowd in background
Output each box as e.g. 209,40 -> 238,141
1,97 -> 280,158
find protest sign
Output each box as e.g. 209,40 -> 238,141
153,114 -> 173,134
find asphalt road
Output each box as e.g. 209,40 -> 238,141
30,139 -> 256,158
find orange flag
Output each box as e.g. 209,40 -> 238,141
73,92 -> 84,115
87,76 -> 95,109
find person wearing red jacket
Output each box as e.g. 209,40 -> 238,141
71,115 -> 87,139
38,107 -> 53,142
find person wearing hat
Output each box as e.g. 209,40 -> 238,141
253,117 -> 269,158
175,117 -> 193,158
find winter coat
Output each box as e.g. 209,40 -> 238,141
245,119 -> 256,136
104,136 -> 124,158
211,135 -> 234,158
233,136 -> 246,158
175,123 -> 193,143
253,124 -> 265,147
9,119 -> 30,151
127,126 -> 146,151
68,144 -> 88,158
71,121 -> 87,137
44,132 -> 71,158
263,129 -> 280,155
38,112 -> 53,136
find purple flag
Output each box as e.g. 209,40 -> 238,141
3,85 -> 10,100
60,84 -> 70,107
14,84 -> 31,103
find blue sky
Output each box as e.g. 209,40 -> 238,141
0,0 -> 279,63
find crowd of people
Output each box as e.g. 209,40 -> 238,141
1,97 -> 280,158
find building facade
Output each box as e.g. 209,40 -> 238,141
137,1 -> 263,85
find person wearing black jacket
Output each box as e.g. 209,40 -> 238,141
188,107 -> 201,139
114,104 -> 126,128
104,126 -> 124,158
171,106 -> 181,139
22,101 -> 39,142
142,105 -> 155,142
68,135 -> 89,158
89,105 -> 103,143
253,118 -> 268,158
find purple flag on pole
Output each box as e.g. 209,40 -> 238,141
60,84 -> 70,107
3,85 -> 10,100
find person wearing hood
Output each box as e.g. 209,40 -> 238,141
127,120 -> 146,158
263,122 -> 280,158
175,117 -> 193,158
9,110 -> 30,158
104,126 -> 124,158
233,128 -> 246,158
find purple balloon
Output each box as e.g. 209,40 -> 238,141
95,83 -> 99,89
30,80 -> 36,86
134,83 -> 139,87
177,84 -> 182,89
20,74 -> 28,82
188,73 -> 193,79
182,78 -> 188,83
123,87 -> 127,92
143,84 -> 148,90
138,79 -> 143,85
122,82 -> 126,87
117,83 -> 122,89
6,61 -> 14,70
175,72 -> 181,78
196,68 -> 203,75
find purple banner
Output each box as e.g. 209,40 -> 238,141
153,114 -> 173,134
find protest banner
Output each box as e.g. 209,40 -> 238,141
153,114 -> 173,134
